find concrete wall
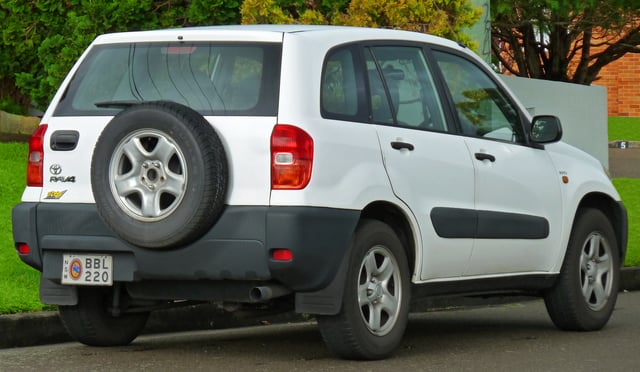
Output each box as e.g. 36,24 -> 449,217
501,75 -> 609,168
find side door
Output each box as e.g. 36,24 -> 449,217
365,45 -> 476,280
432,50 -> 564,275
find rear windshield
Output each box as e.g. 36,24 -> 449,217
55,42 -> 282,116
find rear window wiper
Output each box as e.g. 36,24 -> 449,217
94,100 -> 143,109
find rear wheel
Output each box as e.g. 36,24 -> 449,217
544,208 -> 620,331
58,288 -> 149,346
317,219 -> 410,360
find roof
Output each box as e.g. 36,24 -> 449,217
92,24 -> 463,51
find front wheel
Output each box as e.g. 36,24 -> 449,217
58,288 -> 149,346
544,208 -> 620,331
317,219 -> 410,360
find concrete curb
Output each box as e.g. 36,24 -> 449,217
0,303 -> 306,349
620,266 -> 640,291
2,267 -> 639,349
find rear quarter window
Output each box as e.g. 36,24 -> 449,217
320,46 -> 368,122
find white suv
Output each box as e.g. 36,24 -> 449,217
12,25 -> 627,360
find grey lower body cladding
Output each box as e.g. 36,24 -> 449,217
12,203 -> 359,310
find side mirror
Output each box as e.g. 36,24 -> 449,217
530,115 -> 562,144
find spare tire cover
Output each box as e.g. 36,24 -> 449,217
91,101 -> 228,248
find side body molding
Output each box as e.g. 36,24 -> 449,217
430,207 -> 549,239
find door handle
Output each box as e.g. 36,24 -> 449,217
50,130 -> 79,151
475,152 -> 495,162
391,141 -> 415,151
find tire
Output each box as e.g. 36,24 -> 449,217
544,208 -> 620,331
317,219 -> 410,360
58,288 -> 149,346
91,101 -> 228,248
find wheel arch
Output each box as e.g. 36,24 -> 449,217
360,201 -> 417,277
575,192 -> 628,263
295,200 -> 418,316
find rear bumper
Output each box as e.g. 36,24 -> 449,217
12,203 -> 359,293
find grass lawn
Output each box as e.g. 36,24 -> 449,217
0,142 -> 47,314
609,117 -> 640,141
1,117 -> 639,313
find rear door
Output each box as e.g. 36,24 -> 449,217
40,36 -> 283,207
432,50 -> 564,275
366,45 -> 476,280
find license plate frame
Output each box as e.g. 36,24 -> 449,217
61,254 -> 113,286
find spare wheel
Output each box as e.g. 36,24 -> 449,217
91,101 -> 228,248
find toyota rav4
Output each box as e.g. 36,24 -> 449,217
12,25 -> 627,360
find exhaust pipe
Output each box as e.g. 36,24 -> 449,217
249,285 -> 291,302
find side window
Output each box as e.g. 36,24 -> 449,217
321,48 -> 358,117
365,46 -> 446,131
433,51 -> 524,142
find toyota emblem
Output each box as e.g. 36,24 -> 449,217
50,164 -> 62,175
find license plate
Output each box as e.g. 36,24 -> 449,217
61,254 -> 113,286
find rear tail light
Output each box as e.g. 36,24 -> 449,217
17,243 -> 30,255
271,248 -> 293,261
27,124 -> 48,187
271,124 -> 314,190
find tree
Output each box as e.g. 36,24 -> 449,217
491,0 -> 640,85
0,0 -> 241,112
241,0 -> 481,48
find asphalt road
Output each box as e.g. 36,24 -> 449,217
1,291 -> 639,371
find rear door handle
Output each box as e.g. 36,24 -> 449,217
50,130 -> 79,151
475,152 -> 495,162
391,141 -> 415,151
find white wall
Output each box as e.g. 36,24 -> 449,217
501,75 -> 609,168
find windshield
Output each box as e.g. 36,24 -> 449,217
55,42 -> 281,116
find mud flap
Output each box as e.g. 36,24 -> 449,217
294,247 -> 349,315
40,277 -> 78,306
